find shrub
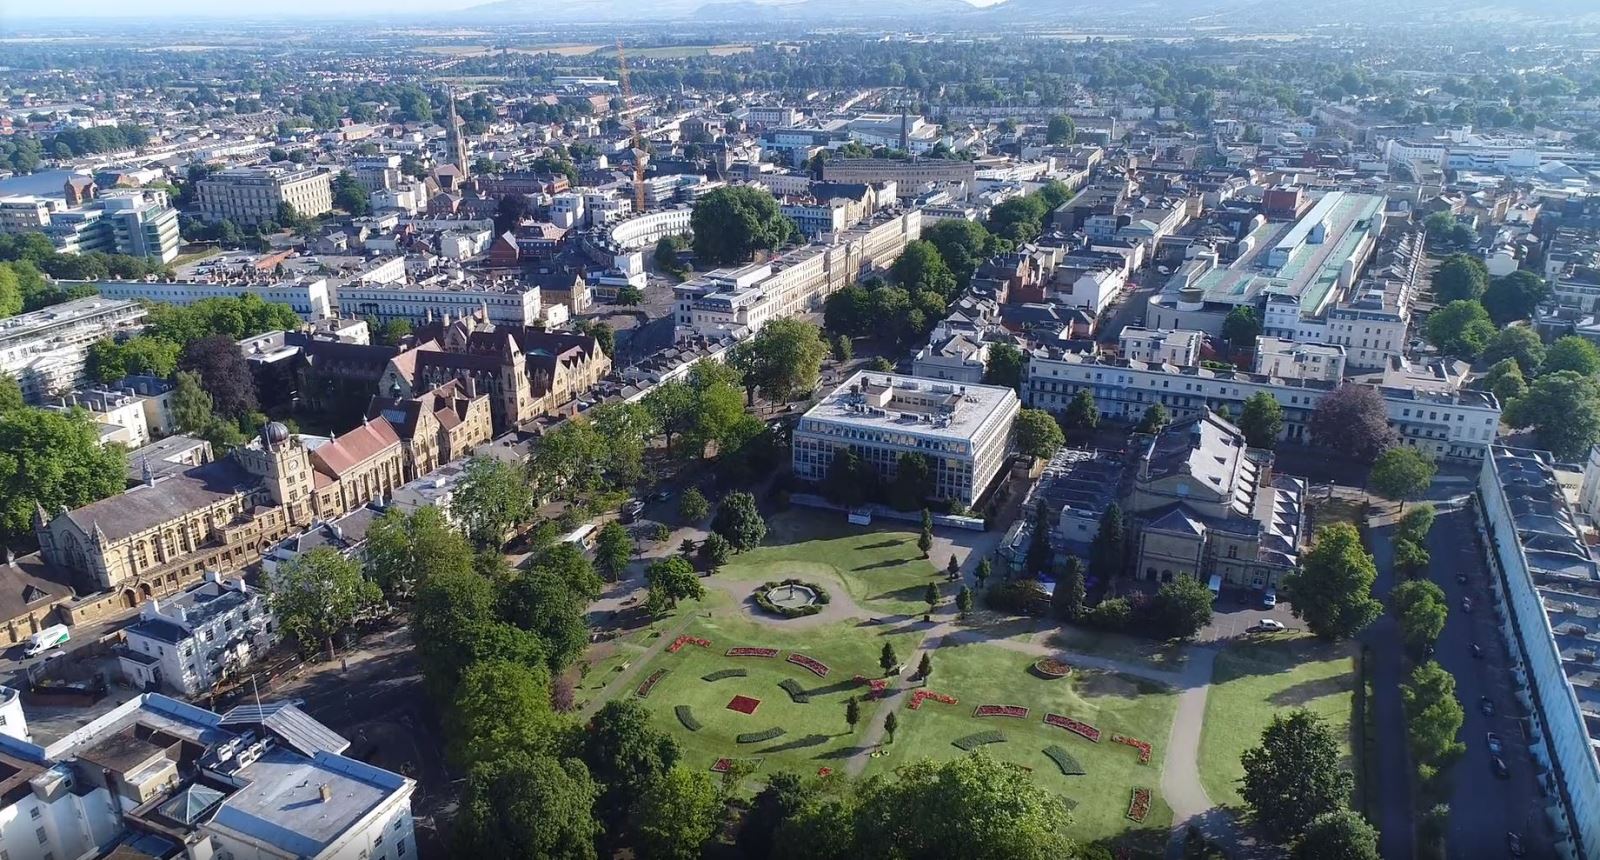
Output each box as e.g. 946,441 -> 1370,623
952,730 -> 1007,751
983,578 -> 1049,615
1044,745 -> 1085,775
752,579 -> 827,618
702,668 -> 749,682
1085,597 -> 1133,630
737,727 -> 786,744
779,678 -> 811,704
675,705 -> 702,731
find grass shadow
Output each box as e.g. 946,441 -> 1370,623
1268,673 -> 1355,707
756,733 -> 831,754
855,559 -> 912,572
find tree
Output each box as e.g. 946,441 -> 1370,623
986,193 -> 1052,244
1484,357 -> 1529,405
822,447 -> 871,508
378,318 -> 412,346
845,696 -> 862,732
0,408 -> 126,541
1063,390 -> 1099,434
1293,809 -> 1380,860
738,772 -> 816,859
1309,384 -> 1397,463
1542,335 -> 1600,377
1151,575 -> 1215,640
946,554 -> 959,580
975,558 -> 992,588
1238,392 -> 1284,449
831,334 -> 853,362
880,642 -> 899,676
636,767 -> 723,860
1393,579 -> 1447,654
453,457 -> 535,548
0,375 -> 22,414
824,285 -> 874,336
733,318 -> 828,403
1504,370 -> 1600,460
698,532 -> 732,573
924,218 -> 999,288
1136,403 -> 1169,434
1026,500 -> 1055,577
643,380 -> 695,453
0,266 -> 21,319
1432,254 -> 1490,303
679,538 -> 697,559
957,585 -> 974,615
493,193 -> 532,235
1052,555 -> 1086,621
1046,114 -> 1076,144
1402,661 -> 1467,765
1240,709 -> 1355,843
1425,300 -> 1495,358
452,751 -> 600,860
363,506 -> 472,600
850,754 -> 1074,860
180,334 -> 257,418
891,240 -> 958,300
884,710 -> 899,743
646,556 -> 704,608
1369,447 -> 1436,510
86,338 -> 128,383
447,659 -> 557,767
1281,523 -> 1383,640
581,700 -> 681,839
678,487 -> 709,523
923,582 -> 940,614
1482,270 -> 1551,325
615,284 -> 644,306
690,185 -> 797,265
267,548 -> 383,659
594,521 -> 634,583
331,170 -> 371,215
1014,408 -> 1065,458
711,490 -> 767,551
1089,503 -> 1125,582
1223,305 -> 1262,349
983,342 -> 1025,391
1393,537 -> 1431,578
1397,504 -> 1436,544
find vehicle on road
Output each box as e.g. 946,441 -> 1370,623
1456,572 -> 1468,584
1491,756 -> 1509,779
1462,596 -> 1474,612
620,499 -> 646,523
1472,643 -> 1484,659
1261,588 -> 1277,608
1508,833 -> 1524,856
1207,573 -> 1222,600
1480,696 -> 1496,717
22,624 -> 68,658
1487,732 -> 1503,755
1248,619 -> 1286,634
652,489 -> 673,502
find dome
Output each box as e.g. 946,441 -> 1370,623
262,421 -> 291,448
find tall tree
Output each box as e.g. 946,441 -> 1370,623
1403,660 -> 1467,766
1026,500 -> 1055,576
1392,579 -> 1447,655
1431,253 -> 1489,303
678,487 -> 710,523
1240,709 -> 1355,843
446,658 -> 557,767
845,696 -> 861,732
1483,357 -> 1529,405
180,334 -> 257,418
1482,325 -> 1544,375
1541,335 -> 1600,377
1223,306 -> 1262,349
452,751 -> 600,860
0,408 -> 126,540
646,556 -> 705,608
738,772 -> 816,859
267,548 -> 383,659
890,240 -> 958,300
1504,370 -> 1600,460
581,700 -> 681,843
1063,390 -> 1099,433
1046,114 -> 1076,144
594,521 -> 634,583
363,506 -> 472,599
890,452 -> 933,511
1052,555 -> 1086,621
1292,809 -> 1380,860
1309,384 -> 1397,463
731,318 -> 828,403
1136,403 -> 1170,434
711,490 -> 767,551
924,218 -> 999,288
636,767 -> 724,860
500,570 -> 590,674
690,185 -> 797,265
1151,575 -> 1215,640
879,642 -> 899,676
885,710 -> 899,742
1281,523 -> 1383,640
454,457 -> 535,548
823,447 -> 871,507
697,532 -> 732,574
1014,408 -> 1065,458
1238,392 -> 1284,449
1482,270 -> 1551,325
1369,447 -> 1436,510
1424,300 -> 1495,359
982,342 -> 1026,391
643,380 -> 695,453
1089,503 -> 1125,583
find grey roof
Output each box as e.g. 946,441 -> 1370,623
126,618 -> 189,645
210,747 -> 402,857
157,782 -> 225,825
65,459 -> 257,543
219,703 -> 350,757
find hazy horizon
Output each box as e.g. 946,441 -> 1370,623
5,0 -> 999,22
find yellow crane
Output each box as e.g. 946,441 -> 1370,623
615,40 -> 647,213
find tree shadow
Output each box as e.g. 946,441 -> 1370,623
757,733 -> 831,754
860,538 -> 907,550
813,743 -> 873,760
870,584 -> 932,603
855,559 -> 912,572
1268,673 -> 1355,707
802,679 -> 866,698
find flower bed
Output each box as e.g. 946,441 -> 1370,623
726,695 -> 762,715
952,730 -> 1007,751
1112,734 -> 1153,764
1127,788 -> 1152,823
908,689 -> 958,710
779,678 -> 811,704
816,767 -> 834,778
675,705 -> 702,732
736,727 -> 786,744
973,704 -> 1029,719
635,668 -> 669,699
1043,713 -> 1101,742
727,647 -> 779,658
786,653 -> 830,678
711,758 -> 733,773
853,675 -> 890,698
754,579 -> 831,618
1044,745 -> 1085,775
1033,657 -> 1072,678
669,635 -> 711,654
702,668 -> 749,682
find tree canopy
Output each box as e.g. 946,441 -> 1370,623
1424,300 -> 1495,359
267,547 -> 384,658
1281,523 -> 1383,640
1240,709 -> 1355,843
1238,392 -> 1284,449
1369,447 -> 1436,508
1541,335 -> 1600,377
1013,408 -> 1064,458
1431,254 -> 1489,303
690,186 -> 797,265
1309,384 -> 1396,463
0,407 -> 126,541
1504,370 -> 1600,460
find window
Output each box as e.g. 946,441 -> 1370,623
29,806 -> 39,819
37,826 -> 48,843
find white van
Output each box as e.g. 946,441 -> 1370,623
23,625 -> 68,658
1206,574 -> 1223,600
560,523 -> 599,551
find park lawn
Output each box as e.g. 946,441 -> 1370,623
1043,625 -> 1191,674
722,514 -> 943,616
1198,634 -> 1358,808
572,641 -> 645,711
628,612 -> 925,782
870,638 -> 1178,849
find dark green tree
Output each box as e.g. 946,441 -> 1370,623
983,342 -> 1026,391
1014,408 -> 1065,458
581,700 -> 681,842
1432,253 -> 1489,303
1369,447 -> 1437,511
1238,392 -> 1285,449
690,186 -> 797,265
879,642 -> 899,676
711,490 -> 767,550
1292,809 -> 1380,860
452,751 -> 600,860
1541,335 -> 1600,377
1281,523 -> 1383,640
1026,501 -> 1055,577
1223,305 -> 1262,349
1063,390 -> 1099,433
1052,555 -> 1086,621
1240,709 -> 1355,843
1089,503 -> 1126,582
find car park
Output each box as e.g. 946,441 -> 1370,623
1248,619 -> 1286,634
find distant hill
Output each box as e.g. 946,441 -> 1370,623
693,0 -> 979,21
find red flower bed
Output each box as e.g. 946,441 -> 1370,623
908,689 -> 958,710
817,766 -> 834,777
787,653 -> 830,677
711,758 -> 732,773
635,668 -> 669,699
1044,713 -> 1101,742
1127,788 -> 1151,822
726,647 -> 779,658
1033,657 -> 1072,678
726,695 -> 762,715
853,675 -> 890,698
973,704 -> 1029,718
1112,734 -> 1153,764
669,635 -> 711,654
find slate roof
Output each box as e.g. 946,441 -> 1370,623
64,459 -> 257,543
219,702 -> 350,757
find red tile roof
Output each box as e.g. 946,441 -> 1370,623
311,417 -> 401,479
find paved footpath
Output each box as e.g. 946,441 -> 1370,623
577,610 -> 698,721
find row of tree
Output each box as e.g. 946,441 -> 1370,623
0,231 -> 174,289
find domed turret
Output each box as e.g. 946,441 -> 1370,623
262,421 -> 291,449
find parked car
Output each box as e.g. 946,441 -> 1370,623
1461,596 -> 1474,612
1261,589 -> 1277,609
1486,732 -> 1503,755
1248,619 -> 1286,634
1507,833 -> 1525,857
1472,643 -> 1484,659
1491,756 -> 1509,779
1456,571 -> 1469,584
620,499 -> 646,523
1480,696 -> 1496,717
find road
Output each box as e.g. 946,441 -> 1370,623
1366,519 -> 1418,860
1096,273 -> 1158,344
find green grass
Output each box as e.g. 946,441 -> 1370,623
627,611 -> 925,781
722,512 -> 942,615
869,638 -> 1178,848
1042,625 -> 1190,674
1197,635 -> 1358,808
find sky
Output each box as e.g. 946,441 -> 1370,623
2,0 -> 470,19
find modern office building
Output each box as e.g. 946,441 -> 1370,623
196,166 -> 333,226
78,278 -> 333,319
792,371 -> 1020,507
100,189 -> 182,263
0,195 -> 53,233
1478,447 -> 1600,860
336,278 -> 541,327
0,297 -> 147,403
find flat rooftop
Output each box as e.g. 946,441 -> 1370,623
799,371 -> 1018,443
211,747 -> 402,856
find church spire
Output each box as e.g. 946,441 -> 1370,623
446,86 -> 469,181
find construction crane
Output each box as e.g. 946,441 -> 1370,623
615,40 -> 648,214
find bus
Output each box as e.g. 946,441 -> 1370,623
560,523 -> 599,550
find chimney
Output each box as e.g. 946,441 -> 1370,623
319,783 -> 332,803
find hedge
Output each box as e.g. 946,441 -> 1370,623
702,668 -> 749,682
753,579 -> 829,618
952,730 -> 1007,751
737,727 -> 787,744
675,705 -> 702,732
1045,745 -> 1085,775
779,678 -> 811,704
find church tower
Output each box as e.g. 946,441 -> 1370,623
446,87 -> 469,181
249,422 -> 314,525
